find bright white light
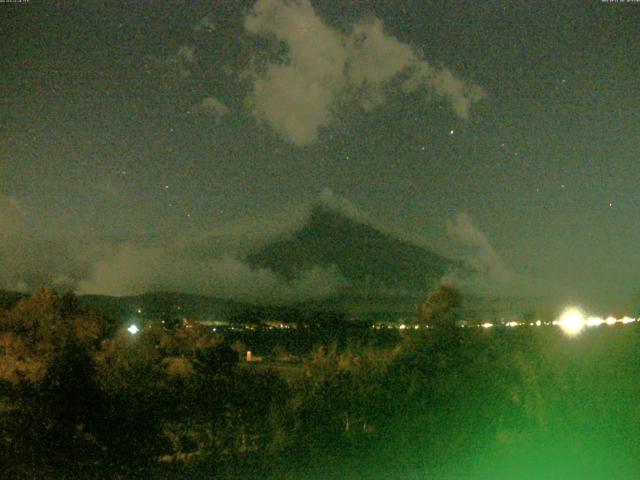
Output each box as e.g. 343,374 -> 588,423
621,316 -> 636,324
586,316 -> 605,328
557,307 -> 585,336
506,321 -> 519,328
127,324 -> 140,335
606,316 -> 617,326
535,320 -> 542,327
481,322 -> 493,329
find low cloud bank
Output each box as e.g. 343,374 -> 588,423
442,213 -> 551,299
1,191 -> 554,304
0,192 -> 348,302
0,194 -> 89,293
76,243 -> 343,303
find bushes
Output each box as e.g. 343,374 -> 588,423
5,289 -> 640,479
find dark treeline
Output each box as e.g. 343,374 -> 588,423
2,288 -> 640,479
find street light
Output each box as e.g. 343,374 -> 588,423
127,324 -> 140,335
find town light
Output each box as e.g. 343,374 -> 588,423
556,307 -> 585,336
127,324 -> 140,335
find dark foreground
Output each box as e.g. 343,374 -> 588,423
2,290 -> 640,479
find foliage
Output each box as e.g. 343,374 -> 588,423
421,284 -> 463,328
4,288 -> 640,479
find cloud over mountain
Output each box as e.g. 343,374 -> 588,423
446,213 -> 512,285
442,213 -> 553,299
76,243 -> 343,303
75,191 -> 376,301
6,189 -> 549,306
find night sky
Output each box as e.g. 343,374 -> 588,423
1,0 -> 639,309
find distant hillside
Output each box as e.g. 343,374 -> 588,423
247,204 -> 456,295
75,205 -> 460,324
77,291 -> 248,322
0,204 -> 462,325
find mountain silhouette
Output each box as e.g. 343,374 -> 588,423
247,203 -> 456,295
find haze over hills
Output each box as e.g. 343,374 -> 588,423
1,199 -> 468,323
1,192 -> 561,323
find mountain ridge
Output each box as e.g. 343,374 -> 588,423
246,202 -> 457,295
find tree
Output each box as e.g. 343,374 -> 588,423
0,289 -> 107,477
0,288 -> 103,385
422,284 -> 463,329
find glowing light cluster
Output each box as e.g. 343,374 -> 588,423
475,309 -> 638,336
586,316 -> 605,328
370,311 -> 638,333
551,308 -> 639,337
127,324 -> 140,335
554,307 -> 585,336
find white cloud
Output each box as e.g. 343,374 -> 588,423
194,15 -> 216,33
194,97 -> 230,119
248,65 -> 337,145
76,243 -> 343,303
440,212 -> 513,296
0,235 -> 89,294
75,193 -> 369,301
188,202 -> 312,259
442,213 -> 552,298
318,187 -> 367,222
155,45 -> 196,81
243,0 -> 485,145
446,213 -> 511,282
0,191 -> 351,300
345,18 -> 417,110
176,45 -> 195,63
244,0 -> 346,145
0,194 -> 92,293
404,66 -> 486,119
